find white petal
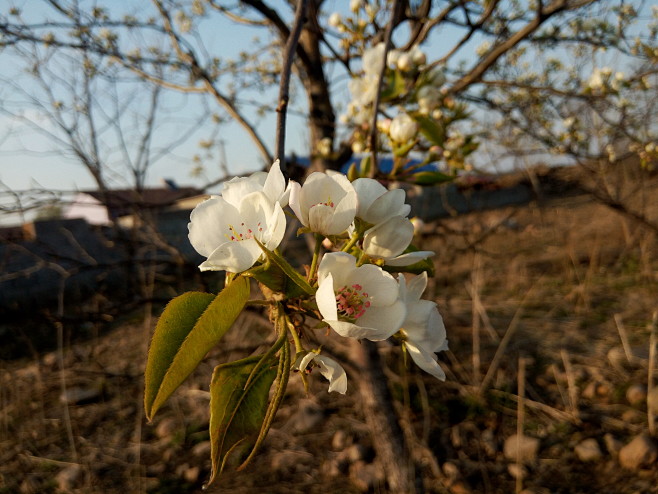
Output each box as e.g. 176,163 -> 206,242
356,299 -> 406,340
329,186 -> 358,235
405,341 -> 446,381
317,252 -> 356,287
407,271 -> 428,301
325,319 -> 385,340
353,178 -> 386,218
308,203 -> 337,235
262,201 -> 286,251
352,264 -> 399,306
288,180 -> 305,225
188,196 -> 238,257
262,160 -> 286,205
363,216 -> 414,259
384,250 -> 435,266
314,354 -> 348,394
365,189 -> 408,224
316,274 -> 339,321
200,238 -> 262,273
222,174 -> 265,207
298,352 -> 316,372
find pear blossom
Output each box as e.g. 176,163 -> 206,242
328,12 -> 341,28
389,113 -> 418,143
398,272 -> 448,380
188,162 -> 287,273
316,252 -> 406,340
352,178 -> 434,265
297,352 -> 347,394
289,171 -> 357,236
417,85 -> 442,114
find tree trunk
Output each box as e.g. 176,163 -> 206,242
350,339 -> 417,493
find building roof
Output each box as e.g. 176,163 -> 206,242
81,187 -> 203,218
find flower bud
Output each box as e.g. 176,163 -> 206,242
389,113 -> 418,143
396,53 -> 413,72
328,12 -> 341,28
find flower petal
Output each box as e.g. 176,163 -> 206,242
365,189 -> 408,224
188,196 -> 239,257
314,354 -> 347,394
353,178 -> 387,218
405,341 -> 446,381
200,237 -> 262,273
316,273 -> 339,321
262,159 -> 286,206
384,250 -> 435,266
317,252 -> 356,287
288,180 -> 305,225
356,299 -> 406,340
363,216 -> 414,259
352,264 -> 399,306
407,271 -> 428,301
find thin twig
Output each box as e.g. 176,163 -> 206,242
516,357 -> 526,494
648,311 -> 657,436
560,349 -> 579,421
274,0 -> 309,175
614,313 -> 633,364
368,0 -> 403,177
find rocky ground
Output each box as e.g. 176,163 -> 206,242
2,170 -> 658,494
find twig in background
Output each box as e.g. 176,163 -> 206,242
613,313 -> 633,364
478,307 -> 524,396
649,311 -> 657,436
516,357 -> 527,494
274,0 -> 308,174
471,255 -> 482,385
467,281 -> 500,342
560,349 -> 580,421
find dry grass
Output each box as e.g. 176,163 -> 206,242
2,178 -> 658,494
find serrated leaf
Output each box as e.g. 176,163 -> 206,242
208,356 -> 277,484
145,277 -> 250,421
412,170 -> 455,185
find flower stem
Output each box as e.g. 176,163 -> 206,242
307,233 -> 323,282
341,230 -> 361,253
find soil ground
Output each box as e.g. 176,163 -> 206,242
2,171 -> 658,494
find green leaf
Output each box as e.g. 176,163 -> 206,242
412,170 -> 455,185
208,356 -> 278,484
144,277 -> 250,421
413,114 -> 445,147
380,70 -> 407,102
144,291 -> 214,420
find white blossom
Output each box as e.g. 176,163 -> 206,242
316,252 -> 406,341
289,171 -> 357,235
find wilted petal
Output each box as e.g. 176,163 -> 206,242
384,250 -> 435,266
405,341 -> 446,381
315,354 -> 348,394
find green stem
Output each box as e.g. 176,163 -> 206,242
341,230 -> 361,253
307,233 -> 323,282
246,299 -> 276,307
243,304 -> 287,389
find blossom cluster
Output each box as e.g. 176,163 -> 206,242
188,162 -> 448,393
